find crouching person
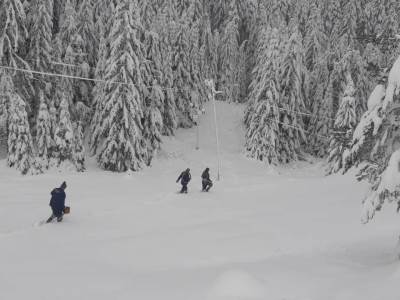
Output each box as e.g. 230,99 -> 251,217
201,168 -> 213,192
46,181 -> 67,223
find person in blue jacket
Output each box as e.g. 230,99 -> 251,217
176,168 -> 191,193
46,181 -> 67,223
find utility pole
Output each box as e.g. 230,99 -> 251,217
193,109 -> 200,150
195,115 -> 200,150
194,107 -> 205,150
205,79 -> 222,181
196,124 -> 200,150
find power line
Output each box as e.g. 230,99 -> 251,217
275,106 -> 336,122
1,64 -> 337,141
0,65 -> 175,91
51,60 -> 91,69
22,58 -> 94,70
268,116 -> 331,141
209,85 -> 334,140
1,65 -> 337,123
24,57 -> 160,72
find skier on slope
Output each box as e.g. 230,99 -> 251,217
46,181 -> 67,223
176,168 -> 191,193
201,168 -> 213,192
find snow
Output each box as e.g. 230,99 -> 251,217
1,101 -> 400,300
377,149 -> 400,195
367,84 -> 385,111
362,149 -> 400,222
383,55 -> 400,110
350,84 -> 385,154
208,270 -> 267,299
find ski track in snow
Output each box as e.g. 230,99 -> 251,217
0,101 -> 400,300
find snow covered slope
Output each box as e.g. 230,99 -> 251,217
0,101 -> 399,300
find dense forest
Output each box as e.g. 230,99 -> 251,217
1,0 -> 400,219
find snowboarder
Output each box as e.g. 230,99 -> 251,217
201,168 -> 213,192
46,181 -> 67,223
176,168 -> 191,193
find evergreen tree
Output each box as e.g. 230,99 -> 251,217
0,0 -> 28,68
57,0 -> 77,54
93,0 -> 114,42
154,4 -> 177,135
170,0 -> 205,128
305,2 -> 346,158
48,100 -> 57,134
162,73 -> 177,136
210,0 -> 227,31
142,94 -> 163,165
76,0 -> 97,66
141,30 -> 164,163
140,0 -> 159,29
36,92 -> 52,170
218,0 -> 240,102
237,41 -> 249,102
90,0 -> 146,172
27,0 -> 53,75
70,32 -> 92,123
4,0 -> 400,178
48,99 -> 57,158
307,62 -> 335,157
172,22 -> 194,127
343,83 -> 387,176
174,0 -> 191,18
51,0 -> 64,35
276,28 -> 306,162
347,55 -> 400,223
92,4 -> 112,112
187,0 -> 206,107
334,74 -> 358,130
0,0 -> 31,164
199,12 -> 217,80
246,88 -> 280,164
26,0 -> 54,120
245,28 -> 283,164
327,73 -> 357,174
7,93 -> 34,174
0,74 -> 14,156
73,121 -> 85,171
53,45 -> 75,114
53,96 -> 74,166
53,0 -> 79,117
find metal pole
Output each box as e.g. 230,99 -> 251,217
212,89 -> 221,181
196,122 -> 199,150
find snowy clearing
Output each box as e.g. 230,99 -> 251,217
0,102 -> 399,300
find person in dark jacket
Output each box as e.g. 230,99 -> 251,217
46,181 -> 67,223
176,168 -> 191,193
201,168 -> 213,192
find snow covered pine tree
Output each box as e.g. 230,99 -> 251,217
90,0 -> 147,172
7,93 -> 34,175
327,73 -> 358,174
35,92 -> 52,171
344,55 -> 400,222
53,97 -> 74,168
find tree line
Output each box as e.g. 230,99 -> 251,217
0,0 -> 257,174
243,0 -> 400,224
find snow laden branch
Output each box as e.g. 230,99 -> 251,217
344,54 -> 400,223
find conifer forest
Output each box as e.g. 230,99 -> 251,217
3,2 -> 400,299
2,1 -> 400,226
